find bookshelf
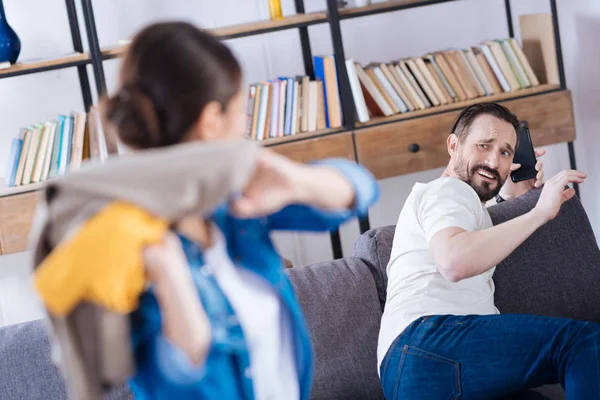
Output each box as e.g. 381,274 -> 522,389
0,0 -> 578,258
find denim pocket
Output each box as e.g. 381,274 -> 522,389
391,345 -> 461,400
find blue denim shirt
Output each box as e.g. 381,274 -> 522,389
128,158 -> 379,400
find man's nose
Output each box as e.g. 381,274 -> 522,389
485,152 -> 500,169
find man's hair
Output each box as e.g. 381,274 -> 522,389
451,102 -> 519,142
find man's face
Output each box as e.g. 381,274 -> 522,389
449,114 -> 517,202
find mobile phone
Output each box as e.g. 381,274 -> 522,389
511,121 -> 538,183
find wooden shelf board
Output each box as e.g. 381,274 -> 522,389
0,182 -> 44,198
102,46 -> 125,59
356,84 -> 561,129
340,0 -> 456,19
0,53 -> 90,78
260,127 -> 344,147
101,12 -> 328,59
212,12 -> 328,39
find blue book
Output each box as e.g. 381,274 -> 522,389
48,115 -> 65,179
58,115 -> 72,175
313,56 -> 330,128
5,137 -> 22,187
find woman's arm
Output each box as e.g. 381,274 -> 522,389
231,151 -> 379,231
144,233 -> 211,366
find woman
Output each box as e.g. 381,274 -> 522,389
102,21 -> 379,399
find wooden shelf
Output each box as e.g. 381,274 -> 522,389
340,0 -> 456,20
0,182 -> 45,198
356,84 -> 561,129
0,53 -> 90,79
101,12 -> 328,60
261,127 -> 344,147
0,89 -> 575,255
211,12 -> 328,40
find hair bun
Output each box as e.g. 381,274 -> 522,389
103,84 -> 162,149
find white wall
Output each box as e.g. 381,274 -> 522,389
0,0 -> 598,326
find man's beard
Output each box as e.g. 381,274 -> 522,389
453,155 -> 505,202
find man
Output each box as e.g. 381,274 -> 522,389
378,102 -> 594,399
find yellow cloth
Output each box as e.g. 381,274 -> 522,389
34,201 -> 168,316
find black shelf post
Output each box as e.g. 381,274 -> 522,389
326,0 -> 356,131
81,0 -> 107,96
294,0 -> 315,79
65,0 -> 93,111
504,0 -> 514,38
549,0 -> 579,197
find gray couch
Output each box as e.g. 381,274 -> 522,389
1,188 -> 599,399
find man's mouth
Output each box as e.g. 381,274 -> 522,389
476,168 -> 497,181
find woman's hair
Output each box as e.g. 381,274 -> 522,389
103,21 -> 242,149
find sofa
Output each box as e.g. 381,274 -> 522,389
1,188 -> 599,399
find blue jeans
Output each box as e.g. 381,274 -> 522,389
379,314 -> 600,399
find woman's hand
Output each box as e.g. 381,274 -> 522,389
231,150 -> 355,218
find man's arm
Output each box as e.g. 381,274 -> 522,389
431,211 -> 546,282
431,170 -> 586,282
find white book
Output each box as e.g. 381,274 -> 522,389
255,83 -> 270,141
308,81 -> 319,132
21,125 -> 42,185
31,123 -> 52,183
479,44 -> 511,92
500,39 -> 531,88
278,80 -> 287,136
373,66 -> 408,113
465,49 -> 494,95
290,81 -> 300,135
41,121 -> 58,182
346,59 -> 370,123
395,64 -> 427,110
269,81 -> 280,139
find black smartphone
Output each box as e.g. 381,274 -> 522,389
511,121 -> 538,183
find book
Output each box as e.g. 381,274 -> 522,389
14,128 -> 30,187
314,55 -> 343,128
4,137 -> 22,187
346,59 -> 370,123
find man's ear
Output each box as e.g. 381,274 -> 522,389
447,133 -> 459,157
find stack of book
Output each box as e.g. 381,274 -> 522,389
348,37 -> 540,123
245,55 -> 344,141
3,105 -> 117,188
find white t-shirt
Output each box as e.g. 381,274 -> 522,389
204,229 -> 299,400
377,177 -> 500,368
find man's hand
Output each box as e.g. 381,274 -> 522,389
499,149 -> 546,200
531,169 -> 586,223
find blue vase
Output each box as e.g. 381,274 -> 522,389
0,0 -> 20,64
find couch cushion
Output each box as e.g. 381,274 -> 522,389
488,188 -> 600,323
0,319 -> 132,400
286,257 -> 385,400
352,226 -> 395,311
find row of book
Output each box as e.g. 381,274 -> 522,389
4,106 -> 117,188
348,37 -> 540,122
244,37 -> 540,141
245,55 -> 342,141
